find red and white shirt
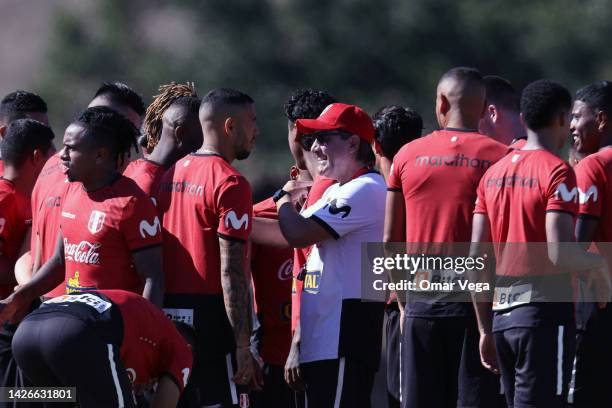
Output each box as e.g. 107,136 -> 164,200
0,178 -> 31,298
31,153 -> 69,298
388,129 -> 507,317
251,197 -> 293,366
291,176 -> 335,332
156,153 -> 252,294
575,148 -> 612,267
60,176 -> 162,294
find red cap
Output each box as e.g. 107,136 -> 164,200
296,103 -> 375,143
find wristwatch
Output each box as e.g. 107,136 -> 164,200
273,188 -> 288,203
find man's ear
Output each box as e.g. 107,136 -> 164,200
439,94 -> 450,116
224,117 -> 235,138
174,124 -> 184,149
558,111 -> 569,128
0,125 -> 7,140
488,105 -> 497,122
519,112 -> 526,129
597,110 -> 608,132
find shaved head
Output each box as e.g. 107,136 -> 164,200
199,88 -> 254,125
436,67 -> 486,129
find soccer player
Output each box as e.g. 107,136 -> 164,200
570,80 -> 612,407
29,81 -> 146,299
0,106 -> 164,323
479,75 -> 526,147
88,81 -> 146,129
385,67 -> 508,408
0,119 -> 54,398
124,82 -> 202,196
471,80 -> 610,408
0,90 -> 49,175
12,290 -> 192,408
274,103 -> 386,407
156,88 -> 258,407
372,105 -> 423,408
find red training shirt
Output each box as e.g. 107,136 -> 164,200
251,197 -> 293,366
60,176 -> 162,294
123,159 -> 166,197
0,178 -> 31,298
156,153 -> 252,294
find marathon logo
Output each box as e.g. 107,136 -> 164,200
492,283 -> 533,311
45,293 -> 112,314
159,180 -> 204,197
303,270 -> 321,294
163,308 -> 194,328
64,239 -> 101,265
414,154 -> 493,170
485,174 -> 539,188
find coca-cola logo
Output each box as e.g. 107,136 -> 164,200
64,239 -> 101,265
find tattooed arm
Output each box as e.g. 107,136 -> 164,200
219,236 -> 255,385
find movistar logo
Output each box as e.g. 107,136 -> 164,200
139,217 -> 161,238
225,211 -> 249,230
578,185 -> 598,204
326,199 -> 351,218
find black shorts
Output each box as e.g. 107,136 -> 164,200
401,315 -> 505,408
178,352 -> 250,408
301,358 -> 375,408
385,304 -> 401,407
12,312 -> 135,408
494,325 -> 574,408
251,363 -> 305,408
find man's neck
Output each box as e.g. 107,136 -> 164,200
599,133 -> 612,151
197,142 -> 233,163
523,129 -> 559,154
2,166 -> 35,195
82,170 -> 120,192
378,157 -> 392,182
443,112 -> 479,131
148,138 -> 180,168
336,161 -> 365,185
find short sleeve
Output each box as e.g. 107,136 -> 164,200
120,195 -> 162,251
474,176 -> 487,214
0,198 -> 13,244
308,182 -> 377,239
158,323 -> 193,393
575,157 -> 603,217
546,163 -> 578,214
387,155 -> 403,191
216,175 -> 253,242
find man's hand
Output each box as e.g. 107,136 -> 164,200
250,352 -> 264,391
0,291 -> 32,325
280,180 -> 312,206
233,346 -> 255,386
284,338 -> 304,391
479,332 -> 499,374
588,263 -> 612,309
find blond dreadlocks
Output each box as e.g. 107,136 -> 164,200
143,82 -> 198,150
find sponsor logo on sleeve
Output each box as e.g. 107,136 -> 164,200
87,210 -> 106,234
139,216 -> 161,238
578,185 -> 598,204
224,211 -> 249,230
554,183 -> 579,203
325,199 -> 351,218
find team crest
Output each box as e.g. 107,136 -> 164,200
87,210 -> 106,234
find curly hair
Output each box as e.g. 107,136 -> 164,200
0,90 -> 47,124
373,105 -> 423,159
143,82 -> 199,150
284,89 -> 337,122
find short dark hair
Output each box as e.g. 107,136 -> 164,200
1,119 -> 54,167
74,106 -> 139,160
440,67 -> 484,85
201,88 -> 253,109
284,89 -> 337,122
520,80 -> 572,131
484,75 -> 520,112
0,90 -> 47,124
575,81 -> 612,114
373,105 -> 423,159
93,82 -> 145,117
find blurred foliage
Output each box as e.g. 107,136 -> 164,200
36,0 -> 612,198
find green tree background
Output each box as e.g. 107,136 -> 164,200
33,0 -> 612,198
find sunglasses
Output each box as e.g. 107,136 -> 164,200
298,132 -> 344,151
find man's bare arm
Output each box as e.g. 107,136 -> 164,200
132,245 -> 164,307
